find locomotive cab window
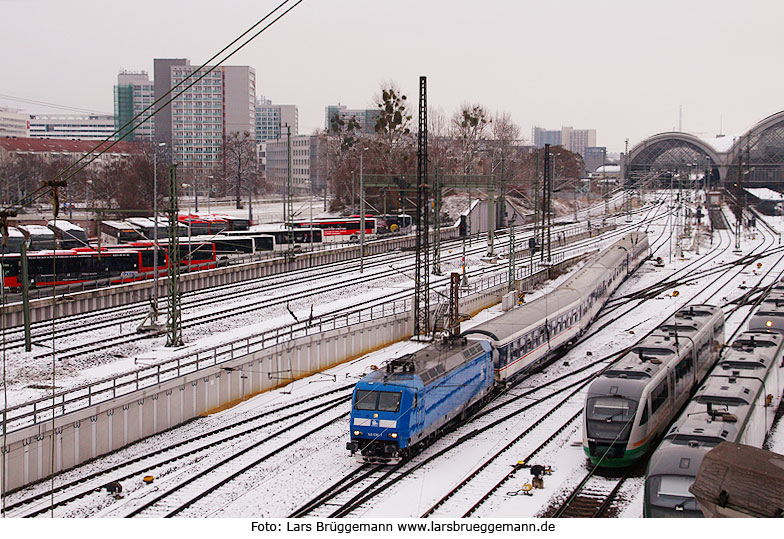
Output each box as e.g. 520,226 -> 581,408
377,391 -> 402,412
354,390 -> 377,410
354,390 -> 402,412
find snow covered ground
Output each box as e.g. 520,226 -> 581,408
4,192 -> 784,520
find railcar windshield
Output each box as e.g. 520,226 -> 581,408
664,435 -> 723,447
732,338 -> 777,349
632,347 -> 673,356
659,324 -> 697,333
378,392 -> 402,412
585,397 -> 637,441
354,390 -> 402,412
646,475 -> 700,515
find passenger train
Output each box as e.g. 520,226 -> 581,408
644,288 -> 784,517
583,304 -> 725,468
347,232 -> 650,462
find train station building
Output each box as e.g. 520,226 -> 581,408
626,110 -> 784,189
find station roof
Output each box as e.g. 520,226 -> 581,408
744,187 -> 784,201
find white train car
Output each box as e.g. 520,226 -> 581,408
644,331 -> 784,517
463,232 -> 650,382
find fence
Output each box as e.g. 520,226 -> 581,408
0,241 -> 592,436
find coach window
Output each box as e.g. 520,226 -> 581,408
650,380 -> 669,415
499,347 -> 508,366
638,401 -> 649,426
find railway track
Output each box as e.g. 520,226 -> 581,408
543,466 -> 635,518
4,197 -> 652,357
14,193 -> 774,518
293,214 -> 784,518
5,385 -> 354,517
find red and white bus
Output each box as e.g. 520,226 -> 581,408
290,217 -> 375,241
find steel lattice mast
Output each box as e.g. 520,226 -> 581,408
413,76 -> 430,338
166,165 -> 183,347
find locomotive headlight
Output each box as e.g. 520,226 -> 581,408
767,320 -> 773,328
390,433 -> 398,438
353,430 -> 361,436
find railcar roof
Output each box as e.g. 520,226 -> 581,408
695,375 -> 761,407
469,232 -> 647,343
598,335 -> 681,381
663,401 -> 745,447
470,286 -> 583,342
647,441 -> 710,477
722,332 -> 782,371
362,339 -> 490,387
18,224 -> 53,235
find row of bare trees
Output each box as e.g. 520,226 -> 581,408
318,82 -> 585,214
0,133 -> 262,218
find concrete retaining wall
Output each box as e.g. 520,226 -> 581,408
1,257 -> 530,493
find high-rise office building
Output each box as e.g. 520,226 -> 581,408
152,59 -> 256,176
114,71 -> 155,141
325,105 -> 380,135
255,97 -> 298,142
265,134 -> 316,196
153,58 -> 189,147
532,125 -> 596,157
532,127 -> 561,148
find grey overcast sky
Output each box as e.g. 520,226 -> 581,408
1,0 -> 782,152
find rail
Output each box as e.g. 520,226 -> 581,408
0,245 -> 587,435
5,233 -> 412,301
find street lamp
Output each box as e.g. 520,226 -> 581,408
248,174 -> 253,222
360,147 -> 368,273
85,179 -> 92,221
207,175 -> 214,213
151,142 -> 167,324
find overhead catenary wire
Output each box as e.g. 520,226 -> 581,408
0,0 -> 305,219
1,248 -> 7,517
0,93 -> 112,116
0,0 -> 307,515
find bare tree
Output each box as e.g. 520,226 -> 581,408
319,110 -> 364,211
223,131 -> 257,209
373,81 -> 414,176
452,103 -> 491,175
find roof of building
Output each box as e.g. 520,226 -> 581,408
0,136 -> 139,155
744,187 -> 784,201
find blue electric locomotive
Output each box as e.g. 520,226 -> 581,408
346,340 -> 494,462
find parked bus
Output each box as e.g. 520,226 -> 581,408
1,249 -> 143,289
178,214 -> 228,235
290,217 -> 375,241
18,224 -> 56,250
126,217 -> 188,240
47,219 -> 88,249
211,214 -> 251,231
100,220 -> 145,245
375,214 -> 413,234
1,227 -> 27,255
242,226 -> 323,250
